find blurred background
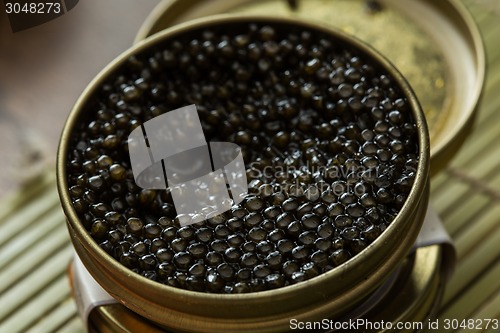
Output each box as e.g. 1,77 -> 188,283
0,0 -> 158,198
0,0 -> 499,332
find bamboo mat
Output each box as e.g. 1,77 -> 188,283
0,1 -> 499,332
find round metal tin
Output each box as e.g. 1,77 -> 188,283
134,0 -> 485,175
58,15 -> 430,333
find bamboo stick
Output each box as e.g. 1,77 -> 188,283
462,144 -> 500,182
476,66 -> 500,124
483,23 -> 500,61
430,172 -> 451,195
459,290 -> 500,332
0,277 -> 72,333
453,203 -> 500,260
0,190 -> 60,247
56,317 -> 85,333
450,101 -> 500,169
0,208 -> 66,269
24,301 -> 77,333
490,169 -> 500,190
432,181 -> 470,217
442,193 -> 491,237
0,173 -> 55,224
0,225 -> 70,294
438,260 -> 500,327
0,245 -> 72,321
440,220 -> 500,307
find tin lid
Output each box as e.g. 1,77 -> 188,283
134,0 -> 485,175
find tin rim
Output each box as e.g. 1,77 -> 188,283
57,15 -> 430,332
134,0 -> 485,176
68,245 -> 443,333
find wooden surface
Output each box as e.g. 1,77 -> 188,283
0,0 -> 499,332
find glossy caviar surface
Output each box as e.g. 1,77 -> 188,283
66,23 -> 419,293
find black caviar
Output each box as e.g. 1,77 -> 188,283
67,23 -> 419,293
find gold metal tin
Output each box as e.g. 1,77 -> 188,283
68,245 -> 443,333
58,15 -> 430,333
135,0 -> 486,176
